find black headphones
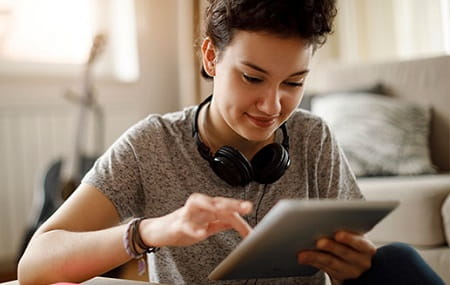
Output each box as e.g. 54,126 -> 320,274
192,95 -> 291,187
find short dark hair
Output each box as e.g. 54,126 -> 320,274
201,0 -> 337,79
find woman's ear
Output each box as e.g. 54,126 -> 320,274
201,37 -> 217,77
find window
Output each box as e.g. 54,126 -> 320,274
0,0 -> 139,82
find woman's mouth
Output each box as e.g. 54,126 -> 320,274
246,114 -> 277,128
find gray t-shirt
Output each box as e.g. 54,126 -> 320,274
82,106 -> 362,285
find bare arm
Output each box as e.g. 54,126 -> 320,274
18,183 -> 128,285
18,186 -> 253,285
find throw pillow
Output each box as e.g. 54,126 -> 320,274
311,93 -> 436,177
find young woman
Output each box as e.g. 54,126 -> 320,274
18,1 -> 444,284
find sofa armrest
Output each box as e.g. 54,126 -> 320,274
357,174 -> 450,247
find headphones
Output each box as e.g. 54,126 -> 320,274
192,95 -> 291,187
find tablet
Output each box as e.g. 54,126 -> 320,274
208,199 -> 399,280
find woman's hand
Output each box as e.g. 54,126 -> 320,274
140,193 -> 253,247
298,231 -> 376,282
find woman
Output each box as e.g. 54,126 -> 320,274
18,1 -> 444,284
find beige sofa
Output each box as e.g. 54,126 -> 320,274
306,55 -> 450,283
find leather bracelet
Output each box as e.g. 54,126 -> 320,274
133,217 -> 160,254
123,217 -> 160,276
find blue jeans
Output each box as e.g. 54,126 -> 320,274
344,242 -> 445,285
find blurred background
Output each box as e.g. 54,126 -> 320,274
0,0 -> 449,281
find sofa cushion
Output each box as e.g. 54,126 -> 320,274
311,93 -> 436,177
416,247 -> 450,285
358,174 -> 450,246
443,195 -> 450,246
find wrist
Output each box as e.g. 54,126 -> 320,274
139,217 -> 162,249
135,218 -> 160,253
122,217 -> 159,276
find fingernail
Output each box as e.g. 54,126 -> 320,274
241,201 -> 252,210
298,253 -> 309,264
317,239 -> 327,249
336,232 -> 346,240
195,228 -> 206,236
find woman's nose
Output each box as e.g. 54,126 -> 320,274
256,87 -> 282,116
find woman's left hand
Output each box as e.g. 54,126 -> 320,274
298,231 -> 376,282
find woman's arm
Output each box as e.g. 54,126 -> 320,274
18,185 -> 253,285
18,183 -> 128,285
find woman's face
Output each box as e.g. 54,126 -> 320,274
203,30 -> 312,146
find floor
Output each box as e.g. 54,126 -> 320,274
0,259 -> 17,283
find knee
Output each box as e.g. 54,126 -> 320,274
375,242 -> 420,264
369,242 -> 445,285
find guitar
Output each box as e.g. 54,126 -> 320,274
18,34 -> 107,259
60,33 -> 106,200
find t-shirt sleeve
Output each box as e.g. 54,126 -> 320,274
308,119 -> 363,200
81,121 -> 147,220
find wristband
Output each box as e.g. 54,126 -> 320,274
123,217 -> 159,276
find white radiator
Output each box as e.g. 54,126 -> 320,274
0,103 -> 143,262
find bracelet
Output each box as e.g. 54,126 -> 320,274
133,218 -> 160,254
123,217 -> 160,276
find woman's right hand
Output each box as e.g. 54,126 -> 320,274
140,193 -> 253,247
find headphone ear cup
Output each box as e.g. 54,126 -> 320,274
251,143 -> 290,184
211,146 -> 254,187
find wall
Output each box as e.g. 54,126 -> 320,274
0,0 -> 182,263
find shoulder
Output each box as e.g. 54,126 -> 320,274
286,108 -> 332,138
104,106 -> 197,158
123,106 -> 196,142
133,106 -> 195,133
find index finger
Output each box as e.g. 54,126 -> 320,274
334,231 -> 376,255
225,212 -> 253,238
185,193 -> 217,212
212,196 -> 253,215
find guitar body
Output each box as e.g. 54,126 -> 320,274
18,155 -> 98,259
42,155 -> 98,221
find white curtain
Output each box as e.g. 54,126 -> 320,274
315,0 -> 450,64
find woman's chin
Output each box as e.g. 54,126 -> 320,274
239,128 -> 277,143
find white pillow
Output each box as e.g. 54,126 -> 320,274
311,93 -> 436,176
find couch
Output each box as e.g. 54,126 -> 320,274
305,55 -> 450,283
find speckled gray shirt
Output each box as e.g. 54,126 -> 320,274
82,106 -> 362,285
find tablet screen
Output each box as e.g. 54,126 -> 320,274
208,199 -> 399,280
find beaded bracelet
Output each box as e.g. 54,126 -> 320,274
123,217 -> 160,276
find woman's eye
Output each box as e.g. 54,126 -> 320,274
284,81 -> 303,88
243,74 -> 263,84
